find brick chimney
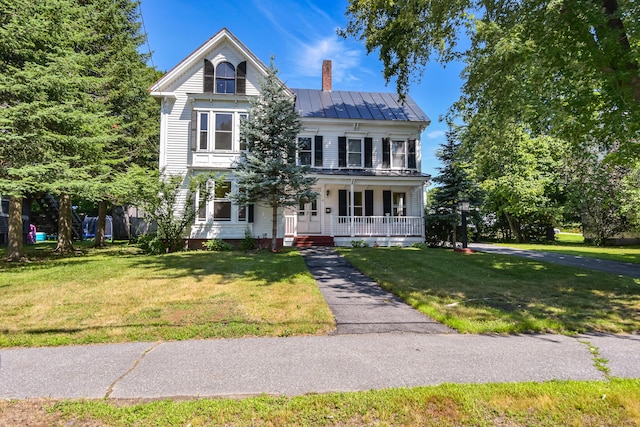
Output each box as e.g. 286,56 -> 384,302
322,60 -> 332,92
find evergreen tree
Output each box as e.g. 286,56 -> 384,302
0,0 -> 113,257
232,59 -> 317,251
426,132 -> 479,247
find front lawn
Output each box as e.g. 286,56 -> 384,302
0,242 -> 334,347
338,247 -> 640,334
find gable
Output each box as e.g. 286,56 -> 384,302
149,28 -> 290,97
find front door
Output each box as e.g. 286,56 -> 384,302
297,200 -> 321,234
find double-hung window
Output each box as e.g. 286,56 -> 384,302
213,181 -> 232,221
347,138 -> 363,167
197,112 -> 234,151
392,140 -> 406,168
298,137 -> 312,166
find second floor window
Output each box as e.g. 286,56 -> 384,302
197,112 -> 235,151
392,140 -> 406,168
298,137 -> 312,165
347,138 -> 363,167
216,62 -> 235,94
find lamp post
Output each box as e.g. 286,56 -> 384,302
458,199 -> 469,249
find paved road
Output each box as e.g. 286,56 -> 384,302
1,246 -> 639,400
469,243 -> 640,278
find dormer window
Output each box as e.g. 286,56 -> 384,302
216,62 -> 235,94
203,60 -> 247,95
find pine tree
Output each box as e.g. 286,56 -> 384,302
426,132 -> 479,247
232,59 -> 317,251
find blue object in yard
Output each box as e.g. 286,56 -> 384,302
35,232 -> 47,242
82,216 -> 113,240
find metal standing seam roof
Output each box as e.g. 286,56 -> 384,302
291,88 -> 430,123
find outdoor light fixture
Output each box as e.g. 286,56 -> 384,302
326,189 -> 330,197
458,199 -> 470,249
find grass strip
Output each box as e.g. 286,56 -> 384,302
2,379 -> 633,426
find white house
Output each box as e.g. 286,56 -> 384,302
149,28 -> 431,248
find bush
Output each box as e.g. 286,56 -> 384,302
238,229 -> 258,251
203,239 -> 233,251
350,240 -> 369,248
411,242 -> 430,249
134,233 -> 165,255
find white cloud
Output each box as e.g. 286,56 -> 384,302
296,36 -> 361,84
426,130 -> 447,139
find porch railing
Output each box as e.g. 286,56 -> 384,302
285,215 -> 297,236
331,216 -> 423,237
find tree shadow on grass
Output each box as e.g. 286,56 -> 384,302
341,247 -> 640,334
125,248 -> 311,286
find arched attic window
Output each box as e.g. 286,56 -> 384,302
216,61 -> 235,94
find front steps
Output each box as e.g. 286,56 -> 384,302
293,235 -> 334,247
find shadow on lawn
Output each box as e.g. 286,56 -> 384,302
126,248 -> 310,286
341,247 -> 640,334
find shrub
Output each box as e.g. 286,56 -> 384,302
350,240 -> 369,248
135,233 -> 165,255
238,229 -> 258,251
203,239 -> 233,251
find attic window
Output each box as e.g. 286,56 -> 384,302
216,62 -> 235,94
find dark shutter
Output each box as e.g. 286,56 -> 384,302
248,204 -> 254,223
204,59 -> 214,93
338,137 -> 346,168
338,190 -> 347,216
383,190 -> 392,216
365,190 -> 374,216
382,138 -> 390,168
408,139 -> 417,169
236,61 -> 246,95
190,109 -> 197,151
364,137 -> 373,168
314,135 -> 323,167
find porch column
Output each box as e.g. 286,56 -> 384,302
350,179 -> 355,237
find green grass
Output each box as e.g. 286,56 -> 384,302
9,379 -> 636,426
0,242 -> 334,347
337,247 -> 640,334
492,233 -> 640,265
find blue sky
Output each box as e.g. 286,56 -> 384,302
139,0 -> 465,177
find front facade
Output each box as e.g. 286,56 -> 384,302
150,28 -> 431,247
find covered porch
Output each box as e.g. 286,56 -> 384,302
284,174 -> 427,247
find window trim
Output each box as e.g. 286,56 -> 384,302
215,61 -> 236,94
195,110 -> 248,152
297,136 -> 313,166
347,138 -> 364,168
391,139 -> 407,169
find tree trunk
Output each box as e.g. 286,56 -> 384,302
505,214 -> 524,243
94,200 -> 107,247
6,195 -> 24,261
271,201 -> 278,252
55,194 -> 74,253
112,205 -> 130,240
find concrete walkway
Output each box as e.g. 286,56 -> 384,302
1,247 -> 639,400
299,247 -> 454,334
469,243 -> 640,278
